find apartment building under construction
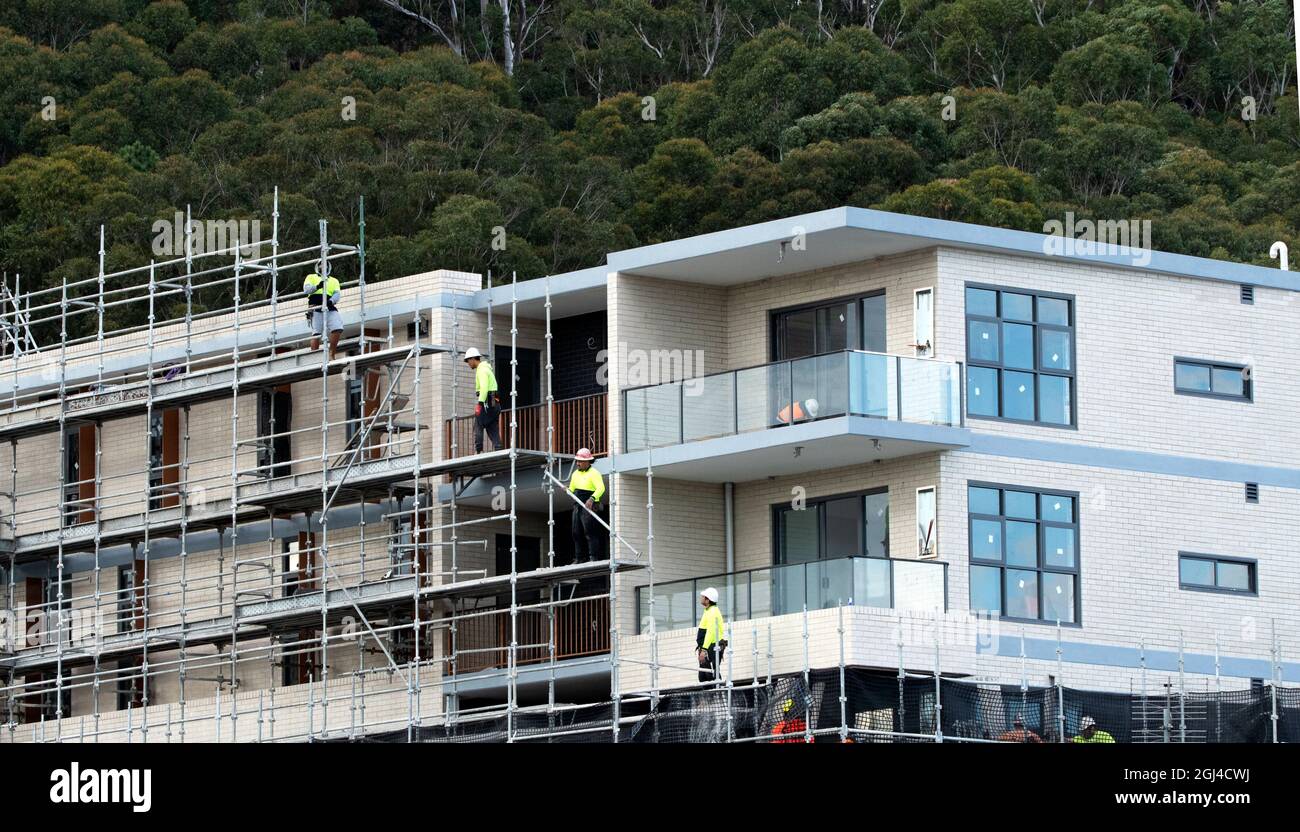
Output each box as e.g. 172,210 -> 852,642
3,201 -> 1299,743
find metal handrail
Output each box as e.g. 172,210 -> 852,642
623,348 -> 964,452
635,555 -> 949,634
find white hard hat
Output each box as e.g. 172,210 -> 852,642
1080,716 -> 1096,730
700,586 -> 719,604
463,347 -> 483,362
575,447 -> 594,461
804,398 -> 820,418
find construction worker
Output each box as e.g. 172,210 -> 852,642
997,715 -> 1044,744
463,348 -> 500,453
568,448 -> 604,562
1072,715 -> 1115,743
770,697 -> 808,743
696,587 -> 727,685
303,267 -> 342,360
777,397 -> 819,424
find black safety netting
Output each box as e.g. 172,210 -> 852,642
337,667 -> 1300,743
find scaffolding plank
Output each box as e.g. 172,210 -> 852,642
0,561 -> 642,674
0,343 -> 448,441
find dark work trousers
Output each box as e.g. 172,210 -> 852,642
570,489 -> 603,562
474,401 -> 501,453
699,644 -> 725,685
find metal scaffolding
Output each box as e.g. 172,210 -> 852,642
0,195 -> 656,743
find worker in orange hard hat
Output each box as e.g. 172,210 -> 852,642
777,397 -> 820,425
568,448 -> 605,563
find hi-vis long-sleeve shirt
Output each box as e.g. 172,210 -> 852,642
475,360 -> 498,403
697,605 -> 725,650
568,466 -> 605,502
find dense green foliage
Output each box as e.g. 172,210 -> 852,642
0,0 -> 1296,310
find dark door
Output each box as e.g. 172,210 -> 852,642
258,388 -> 293,478
495,534 -> 541,608
495,346 -> 541,407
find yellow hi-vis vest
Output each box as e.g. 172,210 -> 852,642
304,273 -> 341,307
698,604 -> 725,649
475,360 -> 498,403
568,466 -> 605,502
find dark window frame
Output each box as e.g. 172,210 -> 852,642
967,481 -> 1082,627
1177,552 -> 1258,596
771,486 -> 891,565
769,290 -> 887,361
1173,357 -> 1252,402
964,283 -> 1077,429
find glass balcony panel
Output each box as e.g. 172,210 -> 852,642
808,557 -> 853,610
849,351 -> 893,418
733,364 -> 789,433
892,560 -> 947,612
855,557 -> 892,609
681,371 -> 736,443
750,568 -> 772,619
898,355 -> 961,425
771,561 -> 808,618
790,352 -> 848,421
638,557 -> 948,633
624,382 -> 683,450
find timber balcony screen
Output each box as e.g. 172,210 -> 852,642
446,596 -> 610,675
444,392 -> 607,458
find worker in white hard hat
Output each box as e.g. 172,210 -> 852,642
777,397 -> 820,425
463,347 -> 500,453
567,448 -> 605,563
696,586 -> 727,685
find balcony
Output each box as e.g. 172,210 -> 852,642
447,596 -> 610,674
445,392 -> 607,459
619,351 -> 967,481
636,556 -> 947,634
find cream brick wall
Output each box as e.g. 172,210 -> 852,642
934,247 -> 1300,466
938,451 -> 1299,663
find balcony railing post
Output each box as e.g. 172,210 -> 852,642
732,368 -> 738,435
678,381 -> 684,445
894,355 -> 902,421
958,362 -> 966,427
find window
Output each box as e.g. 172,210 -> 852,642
1174,358 -> 1251,401
147,409 -> 180,510
282,533 -> 317,598
63,424 -> 97,524
280,630 -> 320,687
1178,553 -> 1256,595
965,285 -> 1075,426
968,483 -> 1079,624
117,561 -> 144,634
116,657 -> 146,712
257,387 -> 293,478
916,486 -> 936,558
771,292 -> 886,361
773,489 -> 889,563
914,288 -> 933,357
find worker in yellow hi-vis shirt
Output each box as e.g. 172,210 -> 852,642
696,587 -> 727,685
568,448 -> 605,563
463,348 -> 500,453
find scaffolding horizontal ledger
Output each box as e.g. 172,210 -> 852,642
0,190 -> 657,743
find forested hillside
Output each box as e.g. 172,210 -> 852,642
0,0 -> 1297,313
